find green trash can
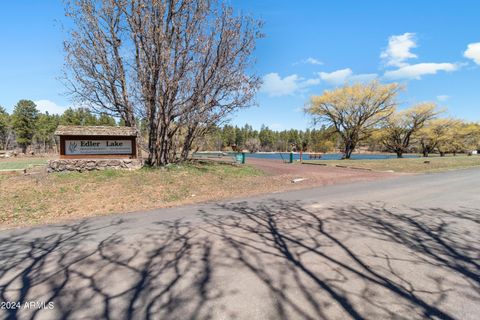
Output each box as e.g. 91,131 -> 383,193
236,153 -> 245,164
289,152 -> 293,163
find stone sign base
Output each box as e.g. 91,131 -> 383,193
47,159 -> 143,173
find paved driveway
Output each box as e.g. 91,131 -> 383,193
1,169 -> 479,319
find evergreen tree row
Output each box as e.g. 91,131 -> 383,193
194,124 -> 340,153
0,100 -> 116,153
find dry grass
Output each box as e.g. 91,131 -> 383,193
0,158 -> 47,170
303,155 -> 480,173
1,161 -> 273,229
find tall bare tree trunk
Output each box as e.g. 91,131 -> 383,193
64,0 -> 261,166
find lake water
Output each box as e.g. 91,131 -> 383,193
244,152 -> 419,161
193,152 -> 420,161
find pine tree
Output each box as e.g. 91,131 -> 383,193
97,113 -> 116,126
35,112 -> 60,153
60,107 -> 97,126
12,100 -> 39,153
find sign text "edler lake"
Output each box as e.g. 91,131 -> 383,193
65,139 -> 133,155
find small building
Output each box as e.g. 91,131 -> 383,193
48,125 -> 142,172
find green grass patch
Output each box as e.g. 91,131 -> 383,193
303,155 -> 480,173
0,159 -> 46,170
53,168 -> 127,182
141,160 -> 263,177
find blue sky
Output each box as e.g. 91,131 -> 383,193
1,0 -> 479,129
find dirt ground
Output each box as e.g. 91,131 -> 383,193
240,158 -> 403,187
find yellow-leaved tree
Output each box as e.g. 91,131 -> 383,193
416,118 -> 459,157
381,103 -> 439,158
436,121 -> 480,156
461,123 -> 480,153
306,81 -> 400,159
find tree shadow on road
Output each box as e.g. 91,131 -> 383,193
201,199 -> 480,320
0,199 -> 478,319
0,218 -> 220,320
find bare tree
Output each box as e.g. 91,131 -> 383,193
381,103 -> 439,158
64,0 -> 262,166
245,137 -> 261,153
64,0 -> 136,127
307,81 -> 400,159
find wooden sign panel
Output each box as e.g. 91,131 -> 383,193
65,139 -> 133,155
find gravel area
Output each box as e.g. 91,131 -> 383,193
245,158 -> 403,187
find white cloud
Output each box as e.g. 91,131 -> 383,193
305,57 -> 323,65
34,100 -> 69,115
303,78 -> 321,86
318,68 -> 377,85
319,68 -> 352,85
293,57 -> 323,66
436,95 -> 450,102
381,33 -> 417,67
380,33 -> 461,80
384,63 -> 459,80
261,73 -> 299,96
261,73 -> 319,96
464,42 -> 480,64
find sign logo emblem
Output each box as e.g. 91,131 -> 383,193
68,142 -> 78,153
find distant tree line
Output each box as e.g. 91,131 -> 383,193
195,118 -> 480,157
0,100 -> 117,154
2,95 -> 479,158
0,100 -> 340,155
195,124 -> 339,153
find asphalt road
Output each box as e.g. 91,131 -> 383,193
1,168 -> 479,320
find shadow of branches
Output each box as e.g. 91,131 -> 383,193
0,199 -> 478,319
201,199 -> 479,320
0,218 -> 219,320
